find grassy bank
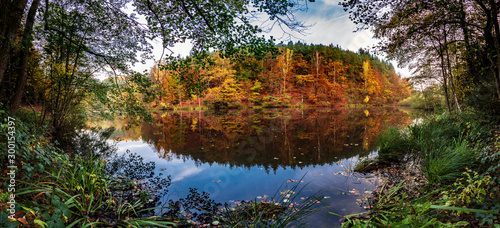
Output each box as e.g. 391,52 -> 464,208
345,112 -> 500,227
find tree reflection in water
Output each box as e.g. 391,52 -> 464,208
110,107 -> 414,171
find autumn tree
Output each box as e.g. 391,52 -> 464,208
277,48 -> 294,98
294,53 -> 313,103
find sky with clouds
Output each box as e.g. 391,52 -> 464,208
132,0 -> 411,77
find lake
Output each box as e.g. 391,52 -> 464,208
96,107 -> 420,227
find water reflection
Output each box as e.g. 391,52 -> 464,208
95,107 -> 416,227
108,108 -> 411,169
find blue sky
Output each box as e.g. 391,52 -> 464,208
132,0 -> 412,77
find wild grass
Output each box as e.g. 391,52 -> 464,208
377,127 -> 415,163
423,139 -> 476,184
215,177 -> 323,227
336,182 -> 470,227
373,112 -> 480,184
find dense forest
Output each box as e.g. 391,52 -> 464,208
147,44 -> 411,108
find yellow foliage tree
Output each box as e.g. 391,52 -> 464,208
277,48 -> 293,98
362,60 -> 381,97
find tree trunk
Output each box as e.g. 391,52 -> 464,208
315,51 -> 319,97
0,0 -> 28,85
439,52 -> 452,113
476,0 -> 500,101
459,0 -> 475,81
491,0 -> 500,101
443,29 -> 462,112
9,0 -> 41,115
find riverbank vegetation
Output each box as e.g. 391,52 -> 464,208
0,109 -> 178,227
347,112 -> 500,226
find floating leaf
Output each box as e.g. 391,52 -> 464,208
349,189 -> 360,196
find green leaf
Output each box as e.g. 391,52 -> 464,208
0,211 -> 9,223
2,221 -> 20,228
430,205 -> 500,214
34,219 -> 48,228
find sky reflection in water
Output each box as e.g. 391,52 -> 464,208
105,107 -> 418,227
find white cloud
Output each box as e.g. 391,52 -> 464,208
170,165 -> 205,182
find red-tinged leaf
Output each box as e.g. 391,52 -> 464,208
17,217 -> 27,224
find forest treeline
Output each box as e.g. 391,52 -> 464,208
146,43 -> 412,109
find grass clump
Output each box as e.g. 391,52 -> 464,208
377,127 -> 415,163
164,177 -> 323,227
216,178 -> 323,227
423,139 -> 476,184
374,112 -> 480,185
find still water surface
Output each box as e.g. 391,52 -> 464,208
99,107 -> 419,227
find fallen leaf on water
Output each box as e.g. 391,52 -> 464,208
349,188 -> 360,195
287,179 -> 298,183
